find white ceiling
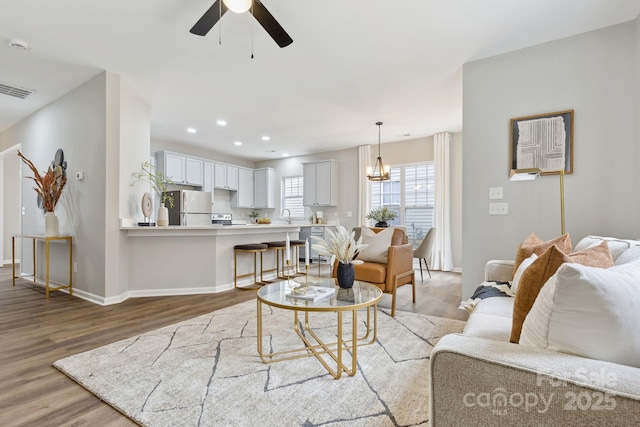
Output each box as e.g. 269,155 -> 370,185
1,0 -> 639,161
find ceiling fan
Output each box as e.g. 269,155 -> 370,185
190,0 -> 293,48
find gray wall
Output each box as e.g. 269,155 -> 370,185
462,20 -> 640,299
1,147 -> 21,264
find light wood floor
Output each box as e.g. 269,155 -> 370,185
0,264 -> 466,426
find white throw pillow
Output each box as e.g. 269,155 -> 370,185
520,262 -> 640,368
615,245 -> 640,266
511,253 -> 537,293
357,227 -> 394,263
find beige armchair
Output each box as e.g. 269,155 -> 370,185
413,227 -> 436,281
333,227 -> 415,316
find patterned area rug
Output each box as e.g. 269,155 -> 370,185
54,300 -> 465,426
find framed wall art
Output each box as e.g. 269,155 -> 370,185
509,110 -> 574,175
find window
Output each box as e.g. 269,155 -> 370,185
282,176 -> 305,219
370,162 -> 434,246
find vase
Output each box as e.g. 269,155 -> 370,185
45,211 -> 59,237
157,204 -> 169,226
375,221 -> 389,228
336,262 -> 355,289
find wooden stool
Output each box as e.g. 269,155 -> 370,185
261,241 -> 287,279
234,243 -> 268,290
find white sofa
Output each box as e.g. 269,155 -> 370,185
430,236 -> 640,426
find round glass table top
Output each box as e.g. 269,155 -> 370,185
257,277 -> 382,312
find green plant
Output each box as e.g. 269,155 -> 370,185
249,210 -> 260,219
366,206 -> 397,222
131,161 -> 175,208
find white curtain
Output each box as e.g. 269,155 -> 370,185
358,145 -> 372,226
431,132 -> 453,271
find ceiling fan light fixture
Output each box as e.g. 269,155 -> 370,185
223,0 -> 252,13
367,122 -> 391,181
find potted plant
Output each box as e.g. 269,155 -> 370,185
311,225 -> 368,288
18,150 -> 67,236
249,210 -> 260,223
132,161 -> 175,226
366,206 -> 398,228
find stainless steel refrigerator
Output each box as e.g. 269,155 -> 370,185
165,190 -> 212,226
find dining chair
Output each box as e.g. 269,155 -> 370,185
413,227 -> 436,281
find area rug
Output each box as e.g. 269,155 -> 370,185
54,300 -> 465,426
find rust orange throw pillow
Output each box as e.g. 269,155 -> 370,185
510,241 -> 613,343
513,233 -> 572,276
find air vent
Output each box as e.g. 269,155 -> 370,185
0,82 -> 35,99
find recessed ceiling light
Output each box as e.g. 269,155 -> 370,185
216,120 -> 227,126
187,128 -> 197,133
282,153 -> 289,157
234,141 -> 242,146
8,39 -> 30,50
262,136 -> 270,141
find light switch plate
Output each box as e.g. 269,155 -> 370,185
489,202 -> 508,215
489,187 -> 503,199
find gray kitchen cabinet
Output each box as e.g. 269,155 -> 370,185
203,161 -> 214,193
155,151 -> 203,187
254,167 -> 275,209
214,163 -> 239,190
231,167 -> 255,208
303,160 -> 338,206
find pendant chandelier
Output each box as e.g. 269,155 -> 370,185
367,121 -> 390,181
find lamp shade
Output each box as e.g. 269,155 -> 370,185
509,168 -> 542,181
223,0 -> 252,13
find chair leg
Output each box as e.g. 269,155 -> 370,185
425,259 -> 431,278
419,259 -> 424,282
411,271 -> 416,303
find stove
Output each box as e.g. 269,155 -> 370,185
211,213 -> 232,226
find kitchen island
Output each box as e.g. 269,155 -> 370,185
122,224 -> 307,297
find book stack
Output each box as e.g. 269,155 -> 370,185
285,286 -> 335,302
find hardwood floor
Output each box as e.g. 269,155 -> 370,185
0,264 -> 466,426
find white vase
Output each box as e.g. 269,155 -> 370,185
45,211 -> 59,237
157,205 -> 169,226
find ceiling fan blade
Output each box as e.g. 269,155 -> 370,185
190,0 -> 229,36
250,1 -> 293,48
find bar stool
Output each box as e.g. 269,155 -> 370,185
261,241 -> 287,280
234,243 -> 268,290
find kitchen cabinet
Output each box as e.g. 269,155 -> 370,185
253,168 -> 275,209
303,160 -> 338,206
155,151 -> 203,187
231,167 -> 255,208
214,163 -> 238,190
203,161 -> 214,193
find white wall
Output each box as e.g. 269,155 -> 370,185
462,20 -> 639,299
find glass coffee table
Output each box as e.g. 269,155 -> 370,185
256,278 -> 382,379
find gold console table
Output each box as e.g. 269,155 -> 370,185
12,234 -> 73,299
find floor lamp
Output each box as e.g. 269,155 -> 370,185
510,168 -> 565,235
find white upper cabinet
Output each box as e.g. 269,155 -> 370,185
214,163 -> 239,191
303,161 -> 338,206
203,161 -> 214,193
254,168 -> 275,209
231,167 -> 255,208
155,151 -> 203,187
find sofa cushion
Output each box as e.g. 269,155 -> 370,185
463,297 -> 514,341
354,261 -> 386,284
510,241 -> 613,343
358,227 -> 394,263
513,232 -> 571,275
615,245 -> 640,266
520,262 -> 640,368
574,235 -> 640,261
511,253 -> 537,293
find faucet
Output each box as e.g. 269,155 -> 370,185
281,209 -> 291,224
